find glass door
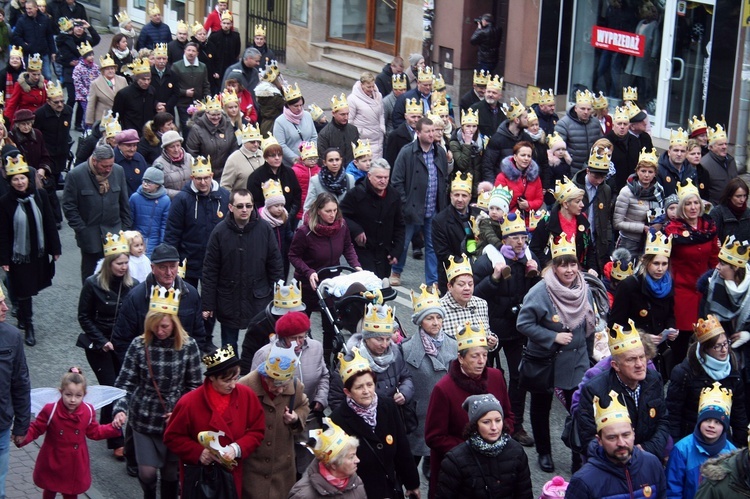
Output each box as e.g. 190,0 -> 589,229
371,0 -> 399,54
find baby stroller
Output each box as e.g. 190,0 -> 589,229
315,265 -> 400,362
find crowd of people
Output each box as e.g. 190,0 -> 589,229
0,1 -> 749,498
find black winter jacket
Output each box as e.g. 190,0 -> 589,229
657,150 -> 697,198
317,121 -> 360,166
482,120 -> 534,182
432,205 -> 481,293
0,321 -> 30,436
77,274 -> 137,350
384,122 -> 414,168
573,168 -> 613,273
246,163 -> 301,221
710,204 -> 750,243
530,204 -> 592,270
609,273 -> 675,333
470,100 -> 506,139
375,62 -> 395,96
112,83 -> 157,136
150,66 -> 180,113
239,303 -> 278,375
11,12 -> 55,57
606,130 -> 641,194
469,23 -> 502,65
56,29 -> 100,83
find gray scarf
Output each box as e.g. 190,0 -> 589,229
359,341 -> 395,373
13,193 -> 44,263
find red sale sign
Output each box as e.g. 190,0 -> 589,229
591,25 -> 645,57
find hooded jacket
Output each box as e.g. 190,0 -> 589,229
555,106 -> 602,175
694,448 -> 750,498
482,120 -> 534,182
348,80 -> 385,159
129,186 -> 170,256
494,155 -> 544,212
4,73 -> 47,124
375,62 -> 396,96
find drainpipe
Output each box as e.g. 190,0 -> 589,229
737,25 -> 750,172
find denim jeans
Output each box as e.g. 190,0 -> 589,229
41,54 -> 54,82
392,217 -> 437,285
0,426 -> 10,499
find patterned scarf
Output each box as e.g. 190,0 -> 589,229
12,191 -> 44,263
467,432 -> 510,457
318,461 -> 350,490
346,393 -> 378,429
543,270 -> 596,334
318,167 -> 349,195
666,215 -> 717,245
420,328 -> 443,357
88,158 -> 111,194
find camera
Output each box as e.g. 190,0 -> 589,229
73,20 -> 84,27
474,18 -> 482,23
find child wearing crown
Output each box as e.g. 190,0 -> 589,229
258,179 -> 293,276
72,42 -> 100,131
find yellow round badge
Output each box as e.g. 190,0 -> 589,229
217,211 -> 224,218
699,183 -> 704,189
134,168 -> 140,174
385,435 -> 393,445
64,121 -> 69,127
649,408 -> 656,418
552,314 -> 560,323
578,225 -> 585,232
284,186 -> 290,193
683,230 -> 690,237
219,133 -> 225,139
665,176 -> 671,183
643,485 -> 652,497
208,54 -> 213,58
168,83 -> 173,88
598,202 -> 604,209
639,309 -> 648,317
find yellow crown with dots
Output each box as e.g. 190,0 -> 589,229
503,97 -> 525,120
588,147 -> 611,172
527,108 -> 538,123
351,139 -> 371,159
363,304 -> 395,335
594,390 -> 631,431
28,53 -> 42,72
677,177 -> 700,202
191,156 -> 212,177
202,344 -> 237,370
670,127 -> 689,147
99,53 -> 116,68
625,101 -> 642,120
115,11 -> 130,24
593,91 -> 608,110
149,286 -> 180,315
176,20 -> 189,33
152,43 -> 168,58
191,21 -> 204,35
58,17 -> 74,32
528,209 -> 547,231
221,88 -> 239,105
338,347 -> 371,383
392,73 -> 407,91
433,73 -> 445,91
575,89 -> 593,105
698,382 -> 732,416
178,258 -> 187,278
235,122 -> 262,144
476,190 -> 491,211
708,124 -> 727,144
148,4 -> 161,16
538,88 -> 554,105
309,418 -> 351,464
719,235 -> 749,267
613,106 -> 629,123
644,231 -> 672,257
550,232 -> 576,259
9,46 -> 23,59
104,116 -> 122,138
255,24 -> 266,36
694,315 -> 726,344
461,108 -> 479,126
411,283 -> 440,315
103,231 -> 130,257
331,93 -> 348,113
261,132 -> 279,152
417,66 -> 433,83
5,155 -> 29,176
456,321 -> 487,351
444,254 -> 472,282
432,98 -> 449,117
260,60 -> 280,83
283,82 -> 302,102
126,58 -> 150,76
553,176 -> 581,204
638,147 -> 658,167
501,211 -> 527,237
608,319 -> 643,355
473,69 -> 488,86
46,81 -> 63,99
689,115 -> 707,135
264,342 -> 298,382
261,179 -> 283,201
486,75 -> 503,92
308,103 -> 324,121
623,86 -> 638,102
611,260 -> 634,281
405,98 -> 423,116
273,279 -> 304,311
451,172 -> 472,194
221,10 -> 233,22
300,140 -> 318,160
546,131 -> 565,149
203,95 -> 222,112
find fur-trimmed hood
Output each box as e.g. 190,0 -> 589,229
142,120 -> 160,146
700,448 -> 747,482
500,154 -> 540,182
254,80 -> 282,98
18,72 -> 45,92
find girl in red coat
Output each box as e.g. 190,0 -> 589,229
494,141 -> 543,222
19,367 -> 125,499
291,140 -> 321,222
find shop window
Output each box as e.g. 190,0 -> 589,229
290,0 -> 308,26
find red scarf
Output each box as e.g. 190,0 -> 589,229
206,381 -> 230,415
318,461 -> 350,490
260,377 -> 277,400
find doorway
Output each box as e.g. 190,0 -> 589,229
327,0 -> 401,55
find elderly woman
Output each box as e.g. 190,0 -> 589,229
289,418 -> 366,498
665,179 -> 718,364
139,112 -> 176,165
273,83 -> 317,168
239,340 -> 310,499
152,130 -> 194,199
303,148 -> 356,213
0,155 -> 60,346
613,148 -> 664,254
86,54 -> 128,128
221,123 -> 264,192
348,72 -> 385,159
113,297 -> 203,499
494,141 -> 544,216
164,344 -> 266,498
185,96 -> 238,180
710,178 -> 750,243
255,65 -> 286,136
436,394 -> 532,499
330,349 -> 421,498
425,322 -> 515,495
401,285 -> 458,477
517,234 -> 597,473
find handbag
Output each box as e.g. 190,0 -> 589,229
182,463 -> 238,499
398,399 -> 418,434
561,413 -> 583,453
518,345 -> 559,394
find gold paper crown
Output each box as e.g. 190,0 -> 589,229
538,88 -> 554,105
404,98 -> 423,116
152,43 -> 168,58
300,140 -> 318,160
698,381 -> 732,417
261,179 -> 283,201
677,177 -> 700,202
254,24 -> 266,36
261,132 -> 279,152
610,260 -> 634,281
625,101 -> 642,120
352,139 -> 371,159
411,283 -> 441,316
588,147 -> 611,171
202,344 -> 237,370
264,342 -> 298,381
103,231 -> 130,257
719,235 -> 749,267
461,108 -> 479,126
593,91 -> 608,110
550,232 -> 576,258
221,88 -> 239,105
235,123 -> 262,144
178,258 -> 187,279
500,211 -> 527,237
338,347 -> 371,383
331,93 -> 348,112
192,21 -> 204,35
613,106 -> 629,123
273,279 -> 304,310
456,321 -> 487,351
644,231 -> 672,257
444,254 -> 472,282
105,117 -> 122,139
553,176 -> 581,204
528,209 -> 546,231
99,53 -> 116,68
115,11 -> 130,24
670,127 -> 689,147
46,81 -> 63,99
192,100 -> 205,113
283,82 -> 302,102
432,99 -> 449,117
392,73 -> 407,91
5,155 -> 29,176
451,172 -> 472,194
476,190 -> 491,211
689,115 -> 707,135
221,10 -> 233,22
149,286 -> 180,315
363,304 -> 395,335
473,69 -> 488,85
623,86 -> 638,102
707,124 -> 727,144
433,73 -> 445,91
546,131 -> 565,149
176,20 -> 189,33
204,95 -> 222,112
486,75 -> 503,92
101,109 -> 116,127
575,89 -> 593,105
608,319 -> 643,355
27,53 -> 42,72
9,46 -> 22,59
148,4 -> 161,16
594,390 -> 631,431
503,97 -> 525,120
58,17 -> 74,32
261,60 -> 280,83
308,103 -> 324,121
309,418 -> 351,464
126,58 -> 150,76
191,156 -> 212,177
694,314 -> 725,344
638,147 -> 658,167
527,108 -> 538,123
417,66 -> 433,83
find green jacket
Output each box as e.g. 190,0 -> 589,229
170,60 -> 210,107
695,448 -> 750,498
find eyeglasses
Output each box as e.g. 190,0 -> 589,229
193,176 -> 212,182
50,100 -> 64,104
233,203 -> 253,209
142,179 -> 155,185
711,342 -> 729,352
266,152 -> 282,158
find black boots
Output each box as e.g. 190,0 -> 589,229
160,479 -> 179,499
17,298 -> 34,346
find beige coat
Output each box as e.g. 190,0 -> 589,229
220,146 -> 264,192
238,371 -> 310,499
85,75 -> 128,125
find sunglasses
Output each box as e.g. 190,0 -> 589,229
233,203 -> 253,210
